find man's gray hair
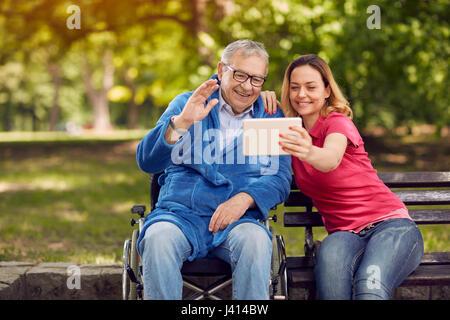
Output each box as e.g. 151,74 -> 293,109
221,39 -> 269,75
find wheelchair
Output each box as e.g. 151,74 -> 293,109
122,173 -> 288,300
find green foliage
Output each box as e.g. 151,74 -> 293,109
0,0 -> 448,132
211,0 -> 449,130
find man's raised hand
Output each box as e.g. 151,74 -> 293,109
178,79 -> 220,127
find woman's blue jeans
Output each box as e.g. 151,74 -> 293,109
315,218 -> 424,300
139,221 -> 272,300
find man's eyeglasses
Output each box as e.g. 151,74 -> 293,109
223,63 -> 266,87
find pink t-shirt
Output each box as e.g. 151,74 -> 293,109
292,112 -> 411,234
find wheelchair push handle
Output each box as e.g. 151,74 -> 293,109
131,205 -> 146,218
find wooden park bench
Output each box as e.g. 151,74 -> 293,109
283,171 -> 450,299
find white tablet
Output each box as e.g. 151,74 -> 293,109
243,117 -> 303,156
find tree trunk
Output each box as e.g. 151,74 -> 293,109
93,94 -> 111,131
190,0 -> 214,65
214,0 -> 234,20
48,63 -> 61,131
127,98 -> 138,129
3,94 -> 12,131
123,68 -> 138,129
82,49 -> 114,132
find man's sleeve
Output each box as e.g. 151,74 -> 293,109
136,92 -> 191,173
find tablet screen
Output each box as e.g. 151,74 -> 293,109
242,118 -> 303,156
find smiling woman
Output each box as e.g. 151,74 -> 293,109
275,54 -> 429,300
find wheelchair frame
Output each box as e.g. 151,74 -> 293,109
122,173 -> 288,300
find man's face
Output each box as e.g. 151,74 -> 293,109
217,51 -> 267,115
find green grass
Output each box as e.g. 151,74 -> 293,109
0,130 -> 449,263
0,129 -> 149,144
0,131 -> 150,263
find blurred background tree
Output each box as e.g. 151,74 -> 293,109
0,0 -> 448,133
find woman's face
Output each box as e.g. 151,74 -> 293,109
289,65 -> 330,120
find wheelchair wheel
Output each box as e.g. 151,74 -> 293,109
122,239 -> 131,300
128,228 -> 140,300
275,235 -> 288,299
269,228 -> 281,299
270,232 -> 288,300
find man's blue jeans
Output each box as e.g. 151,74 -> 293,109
315,218 -> 424,300
139,221 -> 272,300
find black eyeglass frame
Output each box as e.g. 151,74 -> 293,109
223,63 -> 266,87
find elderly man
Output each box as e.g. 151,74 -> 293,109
136,39 -> 291,300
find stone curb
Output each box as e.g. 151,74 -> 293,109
0,262 -> 122,300
1,262 -> 449,300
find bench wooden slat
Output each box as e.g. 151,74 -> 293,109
421,252 -> 450,265
289,171 -> 450,190
284,209 -> 450,227
395,190 -> 450,205
288,270 -> 314,288
284,191 -> 312,207
287,253 -> 450,288
284,212 -> 322,227
288,264 -> 450,288
408,209 -> 450,224
285,190 -> 450,208
400,264 -> 450,286
286,257 -> 314,288
378,171 -> 450,188
284,190 -> 450,207
286,253 -> 450,269
286,256 -> 315,268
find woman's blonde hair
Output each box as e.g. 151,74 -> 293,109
281,54 -> 352,119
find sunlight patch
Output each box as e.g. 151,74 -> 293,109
0,180 -> 72,193
63,212 -> 88,223
379,153 -> 408,164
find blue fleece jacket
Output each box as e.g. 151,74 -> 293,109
136,75 -> 292,260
